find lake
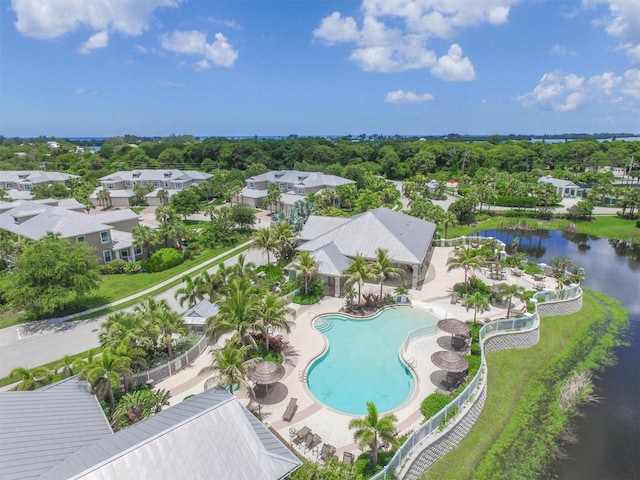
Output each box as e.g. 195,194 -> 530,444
478,228 -> 640,479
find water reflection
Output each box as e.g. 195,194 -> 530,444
477,229 -> 640,480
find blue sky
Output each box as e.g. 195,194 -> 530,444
1,0 -> 639,137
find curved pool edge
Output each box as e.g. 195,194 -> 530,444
304,304 -> 438,416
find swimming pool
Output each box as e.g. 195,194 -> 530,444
307,307 -> 437,415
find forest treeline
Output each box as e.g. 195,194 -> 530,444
1,135 -> 638,184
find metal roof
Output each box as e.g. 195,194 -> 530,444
0,378 -> 112,480
306,241 -> 350,277
538,176 -> 578,188
183,300 -> 219,325
298,207 -> 436,265
298,216 -> 350,241
42,389 -> 301,480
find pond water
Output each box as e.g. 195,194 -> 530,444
478,229 -> 640,479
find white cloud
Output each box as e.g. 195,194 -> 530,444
518,68 -> 639,111
430,44 -> 476,81
385,90 -> 434,103
11,0 -> 179,40
313,1 -> 517,77
78,31 -> 109,54
206,17 -> 242,30
74,87 -> 99,95
582,0 -> 640,62
161,30 -> 238,68
313,12 -> 360,44
550,44 -> 576,56
159,81 -> 184,88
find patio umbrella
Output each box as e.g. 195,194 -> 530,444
248,360 -> 285,394
430,350 -> 469,373
437,318 -> 470,337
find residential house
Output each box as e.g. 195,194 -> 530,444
538,175 -> 580,197
294,207 -> 436,294
0,199 -> 142,264
233,170 -> 355,214
0,170 -> 78,200
0,377 -> 301,480
91,169 -> 212,207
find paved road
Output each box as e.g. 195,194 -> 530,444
0,244 -> 268,377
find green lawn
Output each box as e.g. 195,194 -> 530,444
446,215 -> 640,242
421,291 -> 627,480
183,219 -> 210,229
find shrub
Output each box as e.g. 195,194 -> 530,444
466,353 -> 481,379
470,343 -> 481,356
292,278 -> 324,305
123,261 -> 142,274
453,278 -> 491,296
100,259 -> 128,275
636,219 -> 640,228
421,392 -> 453,419
142,248 -> 184,273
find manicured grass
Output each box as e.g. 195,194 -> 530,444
183,219 -> 210,229
420,291 -> 627,480
446,215 -> 640,242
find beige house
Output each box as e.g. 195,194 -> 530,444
294,207 -> 436,294
233,170 -> 355,214
91,169 -> 212,207
0,199 -> 142,264
0,171 -> 78,200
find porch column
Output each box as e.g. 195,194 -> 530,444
334,277 -> 341,297
412,264 -> 419,289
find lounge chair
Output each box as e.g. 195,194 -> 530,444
282,397 -> 298,422
305,433 -> 322,452
292,426 -> 311,444
461,294 -> 468,307
319,443 -> 336,462
343,451 -> 355,465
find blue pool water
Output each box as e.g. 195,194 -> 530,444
307,307 -> 437,415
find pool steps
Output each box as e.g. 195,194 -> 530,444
315,318 -> 334,332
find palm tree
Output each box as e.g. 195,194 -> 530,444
252,227 -> 274,265
441,211 -> 458,239
99,311 -> 153,352
201,339 -> 259,395
498,284 -> 527,317
232,254 -> 257,277
174,275 -> 201,309
196,270 -> 225,303
112,388 -> 171,428
55,355 -> 77,379
256,291 -> 291,351
447,246 -> 486,289
370,248 -> 402,299
271,221 -> 297,261
79,348 -> 131,416
132,224 -> 161,260
207,277 -> 259,347
343,253 -> 371,306
10,366 -> 53,391
348,401 -> 398,466
155,307 -> 186,360
466,292 -> 491,324
157,188 -> 169,206
291,251 -> 319,296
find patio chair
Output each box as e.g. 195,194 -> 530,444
319,443 -> 336,462
282,397 -> 298,422
292,426 -> 311,445
305,433 -> 322,452
343,451 -> 355,465
461,294 -> 468,307
450,291 -> 458,304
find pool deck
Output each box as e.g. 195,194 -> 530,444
156,246 -> 526,461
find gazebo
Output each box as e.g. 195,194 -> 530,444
248,361 -> 286,396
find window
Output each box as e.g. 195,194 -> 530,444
100,231 -> 110,244
135,247 -> 143,256
279,183 -> 286,191
175,183 -> 183,190
6,183 -> 13,189
125,181 -> 131,187
120,250 -> 129,260
287,183 -> 294,190
24,184 -> 31,191
248,181 -> 255,190
76,235 -> 86,244
152,180 -> 160,187
103,250 -> 112,263
106,183 -> 114,190
163,172 -> 172,178
298,187 -> 305,195
141,180 -> 149,187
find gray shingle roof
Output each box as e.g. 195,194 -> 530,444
247,170 -> 354,189
0,171 -> 78,184
42,389 -> 301,480
0,378 -> 112,480
298,207 -> 436,265
99,170 -> 212,183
